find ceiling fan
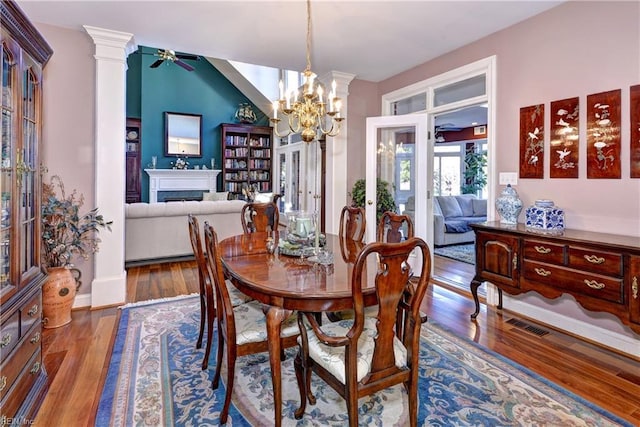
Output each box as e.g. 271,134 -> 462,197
150,49 -> 199,72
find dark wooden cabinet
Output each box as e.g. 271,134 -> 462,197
470,222 -> 640,335
221,123 -> 272,200
125,118 -> 141,203
1,0 -> 52,421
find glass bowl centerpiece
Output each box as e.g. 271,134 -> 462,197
279,211 -> 325,256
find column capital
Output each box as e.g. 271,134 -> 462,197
83,25 -> 136,59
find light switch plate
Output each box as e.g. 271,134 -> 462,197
499,172 -> 518,186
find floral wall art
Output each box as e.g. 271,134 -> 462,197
519,104 -> 544,179
586,89 -> 621,179
550,97 -> 579,178
631,84 -> 640,178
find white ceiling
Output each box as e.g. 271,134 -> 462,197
18,0 -> 563,83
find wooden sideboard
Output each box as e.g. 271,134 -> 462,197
470,222 -> 640,334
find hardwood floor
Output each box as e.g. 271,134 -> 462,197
34,259 -> 640,426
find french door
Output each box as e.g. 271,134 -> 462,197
365,114 -> 431,272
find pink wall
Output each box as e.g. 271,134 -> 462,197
347,1 -> 640,340
350,1 -> 640,237
345,78 -> 378,197
38,23 -> 97,298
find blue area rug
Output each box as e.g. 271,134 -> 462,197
96,295 -> 632,426
434,243 -> 475,265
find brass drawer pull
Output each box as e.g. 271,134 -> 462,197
534,246 -> 551,254
0,333 -> 11,348
534,268 -> 551,277
30,361 -> 41,375
512,253 -> 517,270
584,279 -> 605,290
583,254 -> 605,264
0,376 -> 6,392
28,304 -> 39,316
632,276 -> 638,299
30,332 -> 41,344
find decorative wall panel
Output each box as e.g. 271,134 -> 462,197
630,85 -> 640,178
519,104 -> 544,179
586,89 -> 621,179
550,97 -> 579,178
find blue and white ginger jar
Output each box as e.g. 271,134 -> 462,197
495,184 -> 523,224
525,200 -> 565,232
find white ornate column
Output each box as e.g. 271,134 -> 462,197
84,26 -> 136,308
319,71 -> 355,234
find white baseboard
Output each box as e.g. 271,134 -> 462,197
73,293 -> 92,309
504,296 -> 639,358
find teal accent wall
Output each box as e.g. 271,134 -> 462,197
126,46 -> 269,202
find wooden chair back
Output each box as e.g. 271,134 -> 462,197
203,222 -> 299,424
241,201 -> 280,234
296,237 -> 432,426
187,214 -> 214,368
377,211 -> 414,243
339,206 -> 366,242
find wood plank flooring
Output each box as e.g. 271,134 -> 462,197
34,257 -> 640,426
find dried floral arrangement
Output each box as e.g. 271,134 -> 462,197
41,175 -> 112,269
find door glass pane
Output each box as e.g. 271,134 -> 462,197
1,47 -> 12,290
20,67 -> 37,276
434,74 -> 485,107
391,92 -> 426,115
377,127 -> 416,227
291,150 -> 300,211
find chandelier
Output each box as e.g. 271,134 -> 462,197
270,0 -> 344,143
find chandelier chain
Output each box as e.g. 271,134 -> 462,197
306,0 -> 312,73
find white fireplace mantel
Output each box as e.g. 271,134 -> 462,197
145,169 -> 221,203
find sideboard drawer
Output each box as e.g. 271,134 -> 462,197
523,260 -> 624,304
20,292 -> 41,334
568,247 -> 623,276
0,349 -> 42,421
0,326 -> 41,402
0,310 -> 20,363
523,239 -> 565,264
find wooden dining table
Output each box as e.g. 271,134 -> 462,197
219,231 -> 376,426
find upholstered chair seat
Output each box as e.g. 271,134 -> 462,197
233,300 -> 299,345
300,317 -> 406,383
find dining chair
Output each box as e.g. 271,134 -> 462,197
241,201 -> 280,234
339,205 -> 366,242
203,223 -> 300,425
187,214 -> 252,370
293,237 -> 432,427
377,211 -> 414,243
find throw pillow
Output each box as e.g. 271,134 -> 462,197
455,196 -> 475,217
472,199 -> 487,216
436,196 -> 463,218
202,191 -> 229,201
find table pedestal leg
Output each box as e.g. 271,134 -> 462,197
266,306 -> 290,427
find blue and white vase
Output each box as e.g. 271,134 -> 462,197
496,184 -> 523,224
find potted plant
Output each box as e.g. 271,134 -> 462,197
41,175 -> 112,328
350,178 -> 396,223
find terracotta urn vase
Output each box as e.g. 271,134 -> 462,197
42,267 -> 77,328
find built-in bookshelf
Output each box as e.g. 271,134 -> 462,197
221,123 -> 273,199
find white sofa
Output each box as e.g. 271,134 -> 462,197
125,200 -> 246,263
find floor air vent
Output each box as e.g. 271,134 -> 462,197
506,318 -> 550,337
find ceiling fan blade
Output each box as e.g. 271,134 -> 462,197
174,59 -> 195,72
150,59 -> 164,68
175,53 -> 199,61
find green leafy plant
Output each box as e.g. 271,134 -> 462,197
461,150 -> 487,195
41,175 -> 112,269
350,178 -> 396,222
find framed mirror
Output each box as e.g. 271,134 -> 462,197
164,112 -> 203,157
